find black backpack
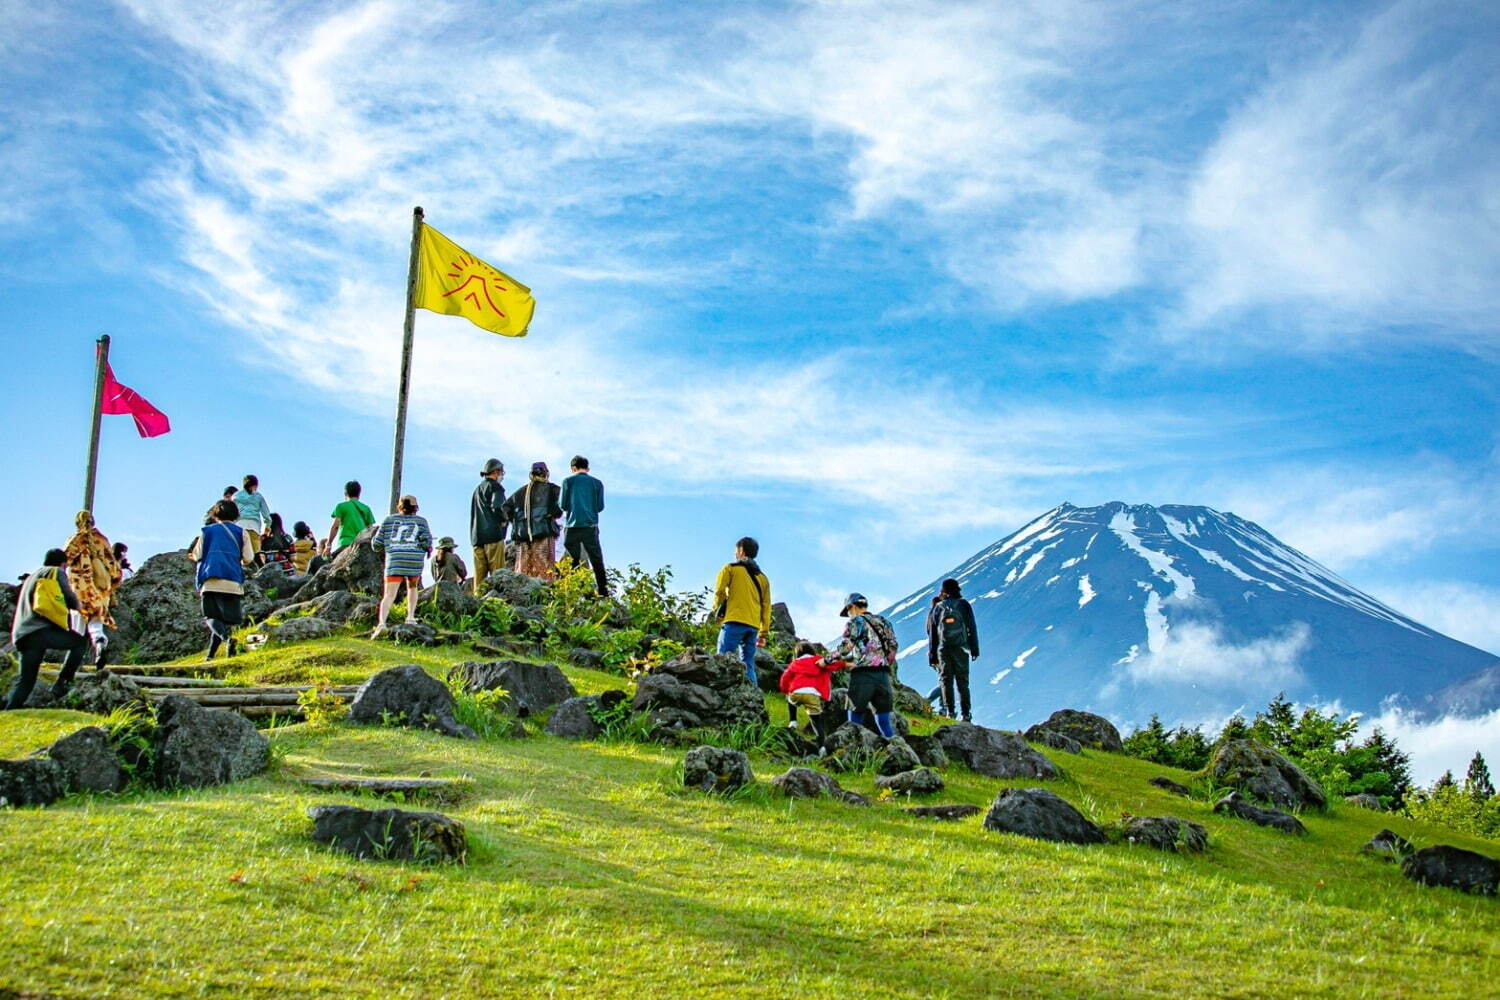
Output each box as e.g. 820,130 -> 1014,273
936,598 -> 970,651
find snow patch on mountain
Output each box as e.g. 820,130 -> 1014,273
1110,510 -> 1196,600
1078,575 -> 1096,607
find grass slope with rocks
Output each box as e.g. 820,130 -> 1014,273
3,629 -> 1499,998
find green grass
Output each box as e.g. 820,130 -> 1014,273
2,641 -> 1497,998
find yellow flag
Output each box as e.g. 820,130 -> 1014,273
414,224 -> 535,337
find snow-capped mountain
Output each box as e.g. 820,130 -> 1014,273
882,502 -> 1499,729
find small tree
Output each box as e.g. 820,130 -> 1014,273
1217,714 -> 1250,745
1122,715 -> 1171,764
1464,752 -> 1495,801
1434,770 -> 1456,790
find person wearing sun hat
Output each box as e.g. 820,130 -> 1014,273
432,536 -> 468,587
502,462 -> 563,580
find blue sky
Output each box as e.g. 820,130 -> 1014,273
3,0 -> 1498,674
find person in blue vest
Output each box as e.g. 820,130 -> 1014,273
926,578 -> 979,721
189,499 -> 255,660
560,455 -> 609,596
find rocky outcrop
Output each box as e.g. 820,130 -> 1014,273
683,745 -> 753,793
903,733 -> 949,770
1206,740 -> 1326,811
1212,791 -> 1306,834
1360,829 -> 1415,862
876,736 -> 922,777
1025,709 -> 1123,752
153,695 -> 270,789
770,767 -> 870,805
934,723 -> 1059,780
1400,845 -> 1499,895
419,581 -> 478,620
893,682 -> 935,718
1028,729 -> 1083,754
48,726 -> 127,794
875,768 -> 944,795
0,757 -> 67,807
1148,776 -> 1193,797
268,616 -> 334,644
448,660 -> 576,717
1122,816 -> 1208,853
544,691 -> 626,739
982,788 -> 1107,844
347,665 -> 476,740
308,805 -> 467,863
566,648 -> 606,671
631,650 -> 769,732
295,528 -> 383,601
110,551 -> 209,663
480,569 -> 544,606
375,623 -> 443,647
274,590 -> 378,626
33,670 -> 148,716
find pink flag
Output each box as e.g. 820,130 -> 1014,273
102,364 -> 171,438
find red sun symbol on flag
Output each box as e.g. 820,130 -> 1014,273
441,255 -> 509,316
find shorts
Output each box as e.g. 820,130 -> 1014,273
237,521 -> 263,555
846,669 -> 893,715
201,591 -> 244,626
787,689 -> 825,715
385,576 -> 422,587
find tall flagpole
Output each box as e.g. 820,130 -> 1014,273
83,334 -> 111,512
389,206 -> 425,515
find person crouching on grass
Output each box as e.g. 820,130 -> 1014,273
779,641 -> 845,740
372,494 -> 432,638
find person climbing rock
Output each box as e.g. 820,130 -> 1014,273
927,577 -> 979,722
64,509 -> 120,670
327,480 -> 376,554
469,459 -> 508,594
432,537 -> 468,586
233,475 -> 272,564
779,640 -> 845,739
560,455 -> 609,596
4,549 -> 89,709
825,592 -> 900,738
712,536 -> 771,684
371,494 -> 432,636
189,499 -> 254,661
503,463 -> 563,581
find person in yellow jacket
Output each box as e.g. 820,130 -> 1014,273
712,536 -> 771,685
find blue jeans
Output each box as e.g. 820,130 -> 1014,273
718,622 -> 759,685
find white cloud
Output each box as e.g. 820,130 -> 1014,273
1360,706 -> 1500,786
1364,581 -> 1500,655
1114,620 -> 1311,691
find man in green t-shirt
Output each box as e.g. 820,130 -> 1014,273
326,480 -> 376,553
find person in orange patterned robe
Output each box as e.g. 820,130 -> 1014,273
65,510 -> 121,669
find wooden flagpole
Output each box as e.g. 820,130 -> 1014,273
389,206 -> 425,515
83,334 -> 110,512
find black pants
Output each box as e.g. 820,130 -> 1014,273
563,526 -> 609,595
5,626 -> 88,709
937,647 -> 972,720
846,669 -> 893,718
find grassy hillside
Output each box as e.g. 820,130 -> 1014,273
1,637 -> 1497,999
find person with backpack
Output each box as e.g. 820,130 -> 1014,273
779,641 -> 846,739
260,513 -> 295,572
559,456 -> 609,597
502,463 -> 564,580
4,549 -> 89,709
823,592 -> 900,738
927,578 -> 980,722
64,509 -> 120,670
432,537 -> 468,586
712,536 -> 772,684
233,475 -> 272,563
371,494 -> 432,636
469,459 -> 508,594
189,499 -> 255,660
327,480 -> 376,554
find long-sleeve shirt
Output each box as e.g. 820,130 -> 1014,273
373,514 -> 432,578
470,478 -> 508,546
712,559 -> 771,632
926,597 -> 980,659
233,489 -> 272,530
11,567 -> 80,644
559,473 -> 605,528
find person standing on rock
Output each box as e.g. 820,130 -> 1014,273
371,494 -> 432,637
469,459 -> 508,594
189,499 -> 254,660
4,549 -> 89,709
327,480 -> 376,554
432,537 -> 468,587
825,592 -> 900,738
233,475 -> 272,565
927,578 -> 980,722
712,536 -> 771,685
64,510 -> 120,670
503,463 -> 563,581
560,456 -> 609,597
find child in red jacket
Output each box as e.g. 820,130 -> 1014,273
779,641 -> 845,734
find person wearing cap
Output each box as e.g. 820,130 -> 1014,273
432,537 -> 469,587
469,459 -> 508,594
559,455 -> 609,597
712,536 -> 772,684
502,462 -> 563,580
824,592 -> 900,738
371,494 -> 432,637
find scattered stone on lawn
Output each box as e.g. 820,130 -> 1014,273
1212,791 -> 1307,834
0,757 -> 67,807
770,767 -> 870,805
419,580 -> 479,620
480,568 -> 544,606
153,695 -> 270,789
294,527 -> 383,601
683,745 -> 753,794
1206,739 -> 1326,811
1344,793 -> 1382,810
1122,816 -> 1208,853
893,682 -> 935,718
567,648 -> 606,671
821,722 -> 884,771
982,787 -> 1108,845
447,660 -> 576,717
876,736 -> 923,777
47,726 -> 126,793
935,723 -> 1059,780
903,733 -> 949,770
1028,729 -> 1083,754
347,664 -> 477,740
268,616 -> 334,644
1400,845 -> 1499,895
632,649 -> 769,732
1025,709 -> 1123,752
905,804 -> 981,821
875,768 -> 945,796
544,691 -> 628,739
55,670 -> 148,716
308,804 -> 467,863
299,776 -> 471,804
1149,776 -> 1193,797
275,590 -> 377,626
1361,829 -> 1415,862
376,622 -> 441,647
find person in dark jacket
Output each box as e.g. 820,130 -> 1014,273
502,462 -> 563,580
469,458 -> 508,594
5,549 -> 89,709
560,455 -> 608,596
927,577 -> 979,721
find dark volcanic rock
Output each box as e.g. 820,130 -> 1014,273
876,736 -> 923,777
769,767 -> 870,805
481,568 -> 544,606
59,670 -> 148,716
822,722 -> 884,771
567,648 -> 606,671
935,723 -> 1059,780
1027,728 -> 1083,754
631,650 -> 769,732
110,550 -> 209,663
1122,816 -> 1208,853
308,804 -> 467,863
683,745 -> 753,793
905,804 -> 981,821
348,665 -> 476,740
419,581 -> 479,620
269,616 -> 334,644
893,682 -> 935,718
295,527 -> 383,600
0,757 -> 67,807
982,788 -> 1107,844
546,695 -> 607,739
1343,793 -> 1382,810
1149,776 -> 1193,797
874,767 -> 944,795
1212,791 -> 1306,834
1206,739 -> 1326,811
48,726 -> 126,793
276,590 -> 377,626
1400,845 -> 1499,895
377,622 -> 441,647
1361,829 -> 1415,862
448,660 -> 576,717
153,695 -> 269,789
1025,709 -> 1123,752
903,733 -> 949,770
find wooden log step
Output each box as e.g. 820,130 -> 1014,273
139,685 -> 358,697
37,669 -> 228,688
236,705 -> 310,718
140,692 -> 355,707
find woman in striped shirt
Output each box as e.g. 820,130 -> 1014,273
371,494 -> 432,638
